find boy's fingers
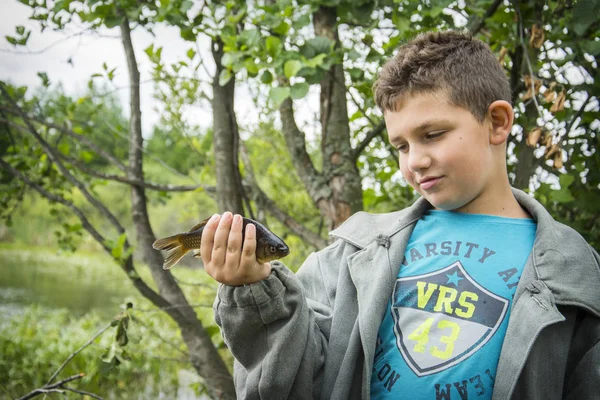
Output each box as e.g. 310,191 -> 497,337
224,214 -> 243,268
211,212 -> 233,267
240,223 -> 257,267
200,214 -> 220,264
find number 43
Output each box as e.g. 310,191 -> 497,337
407,318 -> 461,360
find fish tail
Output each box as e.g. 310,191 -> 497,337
152,235 -> 188,270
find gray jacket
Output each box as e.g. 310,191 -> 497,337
214,189 -> 600,399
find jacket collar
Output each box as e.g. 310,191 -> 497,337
331,188 -> 600,317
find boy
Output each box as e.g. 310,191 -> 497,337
200,31 -> 600,399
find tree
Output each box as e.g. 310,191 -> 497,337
1,0 -> 598,398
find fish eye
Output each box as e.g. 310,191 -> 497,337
269,245 -> 276,253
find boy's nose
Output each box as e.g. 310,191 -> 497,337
407,148 -> 432,173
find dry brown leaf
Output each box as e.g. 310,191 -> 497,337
522,75 -> 543,101
543,88 -> 557,103
544,133 -> 554,148
550,90 -> 566,113
529,24 -> 545,49
553,151 -> 564,169
498,47 -> 508,64
545,144 -> 560,159
526,127 -> 543,148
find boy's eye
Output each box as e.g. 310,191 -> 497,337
425,131 -> 445,140
397,143 -> 409,153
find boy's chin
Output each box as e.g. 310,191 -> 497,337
422,194 -> 469,212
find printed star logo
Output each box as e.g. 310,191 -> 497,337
390,261 -> 509,376
445,271 -> 463,287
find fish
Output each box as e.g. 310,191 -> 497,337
152,216 -> 290,270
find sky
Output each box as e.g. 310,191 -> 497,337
0,0 -> 320,138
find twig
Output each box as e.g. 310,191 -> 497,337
134,303 -> 214,313
18,374 -> 87,400
54,149 -> 215,193
0,29 -> 96,55
46,323 -> 112,385
352,121 -> 386,161
62,386 -> 104,399
468,0 -> 503,35
102,119 -> 199,183
515,4 -> 545,122
174,277 -> 216,288
129,314 -> 190,357
564,94 -> 592,138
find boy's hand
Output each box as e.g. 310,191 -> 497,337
201,212 -> 272,286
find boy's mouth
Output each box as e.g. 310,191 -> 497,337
418,176 -> 442,190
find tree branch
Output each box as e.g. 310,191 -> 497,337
0,105 -> 129,173
564,94 -> 592,138
240,144 -> 328,249
279,96 -> 330,203
62,386 -> 104,399
0,158 -> 178,319
18,374 -> 88,400
57,151 -> 215,193
0,87 -> 127,236
0,158 -> 108,249
468,0 -> 504,35
351,121 -> 386,162
46,324 -> 112,385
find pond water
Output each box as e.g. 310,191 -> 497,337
0,247 -> 136,320
0,246 -> 210,399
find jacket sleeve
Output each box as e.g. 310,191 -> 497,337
564,245 -> 600,399
213,243 -> 339,400
563,312 -> 600,399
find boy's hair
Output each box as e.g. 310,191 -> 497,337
373,30 -> 511,122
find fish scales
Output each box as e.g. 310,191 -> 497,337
152,216 -> 290,270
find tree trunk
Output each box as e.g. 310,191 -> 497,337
212,38 -> 245,215
313,6 -> 363,230
120,19 -> 235,399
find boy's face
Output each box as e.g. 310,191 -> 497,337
385,91 -> 504,213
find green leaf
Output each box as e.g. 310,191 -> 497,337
551,188 -> 575,204
179,0 -> 193,13
559,173 -> 575,188
244,58 -> 259,76
261,70 -> 274,84
273,21 -> 290,36
347,48 -> 360,61
221,53 -> 234,68
572,0 -> 598,36
303,36 -> 333,59
37,72 -> 50,87
580,39 -> 600,56
218,69 -> 233,86
269,86 -> 290,107
187,48 -> 196,60
284,59 -> 303,78
290,82 -> 309,99
305,53 -> 327,68
266,36 -> 282,57
180,27 -> 196,42
292,13 -> 311,29
205,325 -> 221,337
104,15 -> 124,29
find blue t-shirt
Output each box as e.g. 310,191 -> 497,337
371,210 -> 536,399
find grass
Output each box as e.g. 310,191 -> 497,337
0,243 -> 233,399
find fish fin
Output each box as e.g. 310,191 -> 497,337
163,246 -> 188,270
188,217 -> 211,232
153,234 -> 188,270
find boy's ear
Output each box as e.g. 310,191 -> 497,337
487,100 -> 514,146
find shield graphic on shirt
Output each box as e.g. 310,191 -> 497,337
391,260 -> 509,376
